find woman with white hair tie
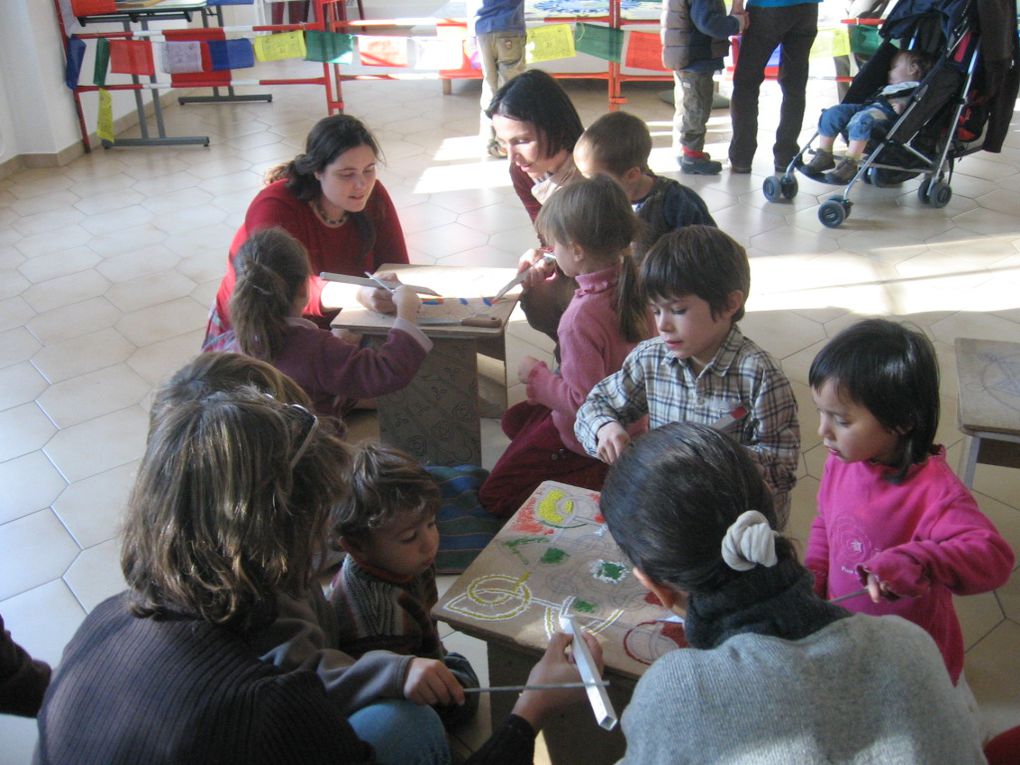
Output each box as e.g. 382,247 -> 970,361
599,422 -> 985,764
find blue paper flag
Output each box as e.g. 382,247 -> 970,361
65,35 -> 86,89
207,39 -> 255,70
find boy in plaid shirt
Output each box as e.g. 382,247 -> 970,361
575,225 -> 799,520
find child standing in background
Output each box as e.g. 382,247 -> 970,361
227,227 -> 431,418
469,0 -> 527,158
573,110 -> 716,264
661,0 -> 747,174
330,442 -> 479,728
806,319 -> 1013,712
575,225 -> 799,518
479,176 -> 653,518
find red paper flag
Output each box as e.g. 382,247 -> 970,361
358,36 -> 409,67
624,31 -> 669,71
109,40 -> 156,76
164,28 -> 231,87
70,0 -> 117,16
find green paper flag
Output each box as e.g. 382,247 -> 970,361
93,37 -> 110,86
304,30 -> 355,64
574,23 -> 623,63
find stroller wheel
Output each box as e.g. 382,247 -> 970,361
780,175 -> 798,200
928,181 -> 952,208
819,198 -> 848,228
763,176 -> 782,203
918,178 -> 931,203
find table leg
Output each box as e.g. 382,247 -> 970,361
376,337 -> 482,465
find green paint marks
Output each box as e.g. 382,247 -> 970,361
503,535 -> 548,565
591,559 -> 629,583
573,598 -> 597,613
540,547 -> 569,565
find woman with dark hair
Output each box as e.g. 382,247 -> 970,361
486,69 -> 585,343
203,114 -> 409,349
599,421 -> 985,763
36,354 -> 601,765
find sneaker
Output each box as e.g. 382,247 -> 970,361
679,152 -> 722,175
801,149 -> 835,177
824,157 -> 860,185
486,140 -> 507,159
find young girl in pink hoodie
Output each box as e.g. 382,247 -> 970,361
478,176 -> 652,517
806,319 -> 1013,709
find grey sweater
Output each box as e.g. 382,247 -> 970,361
619,613 -> 985,764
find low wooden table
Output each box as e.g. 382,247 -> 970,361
331,263 -> 518,466
434,481 -> 687,764
954,337 -> 1020,486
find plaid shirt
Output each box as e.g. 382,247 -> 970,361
575,324 -> 800,503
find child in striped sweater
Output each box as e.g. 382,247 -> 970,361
329,442 -> 479,728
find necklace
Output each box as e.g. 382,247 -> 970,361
313,198 -> 348,227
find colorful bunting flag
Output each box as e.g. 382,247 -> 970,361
65,36 -> 86,89
109,39 -> 156,76
810,26 -> 851,59
207,39 -> 255,70
304,31 -> 356,64
159,41 -> 204,74
97,88 -> 115,144
526,24 -> 576,63
574,23 -> 623,63
412,38 -> 465,70
93,37 -> 110,87
359,37 -> 409,67
254,30 -> 307,62
71,0 -> 116,15
624,30 -> 668,71
206,0 -> 255,4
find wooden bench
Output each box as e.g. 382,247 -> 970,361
954,337 -> 1020,487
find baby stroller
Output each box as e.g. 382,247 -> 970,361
762,0 -> 1020,228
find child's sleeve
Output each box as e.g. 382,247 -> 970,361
256,590 -> 411,716
574,351 -> 649,456
861,486 -> 1015,599
689,0 -> 741,41
527,321 -> 614,416
663,182 -> 717,230
744,365 -> 800,498
804,512 -> 831,598
311,324 -> 430,401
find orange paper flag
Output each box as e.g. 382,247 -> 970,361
624,31 -> 668,71
358,36 -> 409,67
70,0 -> 116,15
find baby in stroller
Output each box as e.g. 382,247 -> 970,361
803,49 -> 935,183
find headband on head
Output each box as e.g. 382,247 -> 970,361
720,510 -> 778,571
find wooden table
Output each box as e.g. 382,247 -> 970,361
954,337 -> 1020,486
434,481 -> 687,764
331,263 -> 518,466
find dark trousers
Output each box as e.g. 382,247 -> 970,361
729,3 -> 819,170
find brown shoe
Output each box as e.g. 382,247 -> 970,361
824,157 -> 860,185
802,148 -> 835,175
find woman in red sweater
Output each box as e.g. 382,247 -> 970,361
204,114 -> 409,348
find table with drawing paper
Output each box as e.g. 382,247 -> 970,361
434,480 -> 687,764
330,263 -> 518,466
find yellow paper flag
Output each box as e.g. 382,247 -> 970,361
810,26 -> 851,60
97,87 -> 115,144
526,24 -> 576,63
254,30 -> 307,62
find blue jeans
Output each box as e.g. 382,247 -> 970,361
818,101 -> 896,142
729,3 -> 819,169
348,699 -> 451,765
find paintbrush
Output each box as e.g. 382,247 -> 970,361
463,681 -> 611,694
829,587 -> 870,604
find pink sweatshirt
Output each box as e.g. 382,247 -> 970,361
806,448 -> 1014,683
526,263 -> 646,455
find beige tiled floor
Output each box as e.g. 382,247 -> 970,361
0,60 -> 1018,763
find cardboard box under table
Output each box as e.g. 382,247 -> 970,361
330,263 -> 518,466
434,481 -> 687,764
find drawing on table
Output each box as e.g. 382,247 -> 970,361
436,481 -> 683,671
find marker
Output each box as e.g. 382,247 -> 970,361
364,271 -> 396,293
712,405 -> 747,431
462,681 -> 611,694
829,587 -> 870,604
